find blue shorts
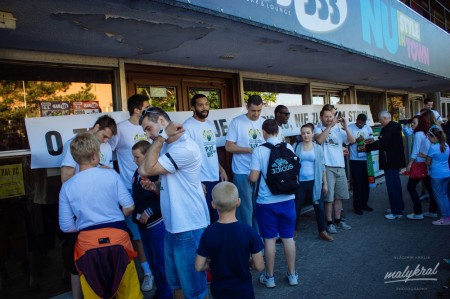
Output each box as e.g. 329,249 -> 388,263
164,228 -> 208,299
125,215 -> 141,241
256,199 -> 296,239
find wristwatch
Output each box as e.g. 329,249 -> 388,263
158,128 -> 168,141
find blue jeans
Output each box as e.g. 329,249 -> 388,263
384,169 -> 404,215
138,221 -> 172,299
202,181 -> 219,223
164,228 -> 207,299
431,177 -> 450,218
349,160 -> 370,211
233,173 -> 258,230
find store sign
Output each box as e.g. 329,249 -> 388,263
0,164 -> 25,199
179,0 -> 450,78
40,101 -> 70,117
73,101 -> 100,114
25,105 -> 372,169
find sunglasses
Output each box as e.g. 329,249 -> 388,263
139,107 -> 160,125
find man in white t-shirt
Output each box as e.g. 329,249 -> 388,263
421,98 -> 443,123
225,95 -> 265,229
184,94 -> 228,223
61,115 -> 117,182
249,119 -> 298,288
348,114 -> 374,215
274,105 -> 290,142
139,107 -> 209,299
107,94 -> 154,292
60,114 -> 117,299
314,104 -> 355,235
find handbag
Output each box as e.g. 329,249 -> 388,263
409,162 -> 427,179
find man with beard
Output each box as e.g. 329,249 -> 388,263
184,94 -> 228,223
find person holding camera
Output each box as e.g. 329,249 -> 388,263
314,104 -> 355,235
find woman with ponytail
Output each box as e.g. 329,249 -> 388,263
426,125 -> 450,225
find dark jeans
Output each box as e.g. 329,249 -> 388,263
295,180 -> 326,233
384,169 -> 404,215
407,176 -> 436,215
349,160 -> 370,211
202,181 -> 220,223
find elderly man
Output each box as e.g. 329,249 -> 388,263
365,111 -> 406,220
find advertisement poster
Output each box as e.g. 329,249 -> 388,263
73,101 -> 100,114
0,164 -> 25,199
39,101 -> 70,117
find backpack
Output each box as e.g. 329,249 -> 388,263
260,142 -> 301,195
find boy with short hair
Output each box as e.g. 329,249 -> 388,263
59,132 -> 142,299
195,182 -> 264,299
131,140 -> 171,299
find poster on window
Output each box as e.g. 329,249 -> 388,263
73,101 -> 100,114
0,164 -> 25,199
39,101 -> 70,117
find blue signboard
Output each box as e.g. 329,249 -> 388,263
177,0 -> 450,79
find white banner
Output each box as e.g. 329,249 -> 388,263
25,104 -> 373,168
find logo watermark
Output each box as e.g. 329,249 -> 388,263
384,263 -> 440,284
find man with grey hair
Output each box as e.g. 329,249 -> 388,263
365,111 -> 406,220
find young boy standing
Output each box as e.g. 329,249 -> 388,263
195,182 -> 264,299
131,140 -> 171,299
59,132 -> 142,299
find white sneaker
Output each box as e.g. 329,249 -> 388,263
141,274 -> 154,292
406,213 -> 424,220
327,224 -> 337,234
336,221 -> 352,230
423,212 -> 438,218
385,213 -> 403,220
286,272 -> 298,286
259,273 -> 276,288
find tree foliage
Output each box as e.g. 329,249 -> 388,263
243,91 -> 278,105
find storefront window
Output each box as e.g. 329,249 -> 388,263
243,80 -> 304,107
136,85 -> 177,111
387,94 -> 406,121
188,88 -> 221,109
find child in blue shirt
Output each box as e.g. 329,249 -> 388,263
195,182 -> 264,299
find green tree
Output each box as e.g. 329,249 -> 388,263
243,91 -> 278,105
0,81 -> 97,150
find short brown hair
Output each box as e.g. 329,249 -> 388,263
70,132 -> 100,165
262,118 -> 279,135
94,115 -> 117,135
132,140 -> 151,154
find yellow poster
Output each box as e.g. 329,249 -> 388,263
0,164 -> 25,199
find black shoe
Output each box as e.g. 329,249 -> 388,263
354,209 -> 363,215
362,205 -> 374,212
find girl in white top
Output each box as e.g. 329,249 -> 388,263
405,115 -> 433,220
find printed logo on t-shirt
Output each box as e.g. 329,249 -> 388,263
202,129 -> 217,158
324,135 -> 339,147
248,128 -> 263,149
133,133 -> 147,144
99,151 -> 105,163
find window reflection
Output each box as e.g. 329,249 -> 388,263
136,85 -> 177,111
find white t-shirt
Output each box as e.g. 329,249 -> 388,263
108,120 -> 148,190
158,134 -> 210,234
314,123 -> 348,167
348,123 -> 373,161
183,117 -> 220,182
250,137 -> 295,204
277,125 -> 286,142
59,167 -> 134,232
226,114 -> 265,175
61,137 -> 113,172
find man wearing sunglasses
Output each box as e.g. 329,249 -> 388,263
138,107 -> 209,299
274,105 -> 290,142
